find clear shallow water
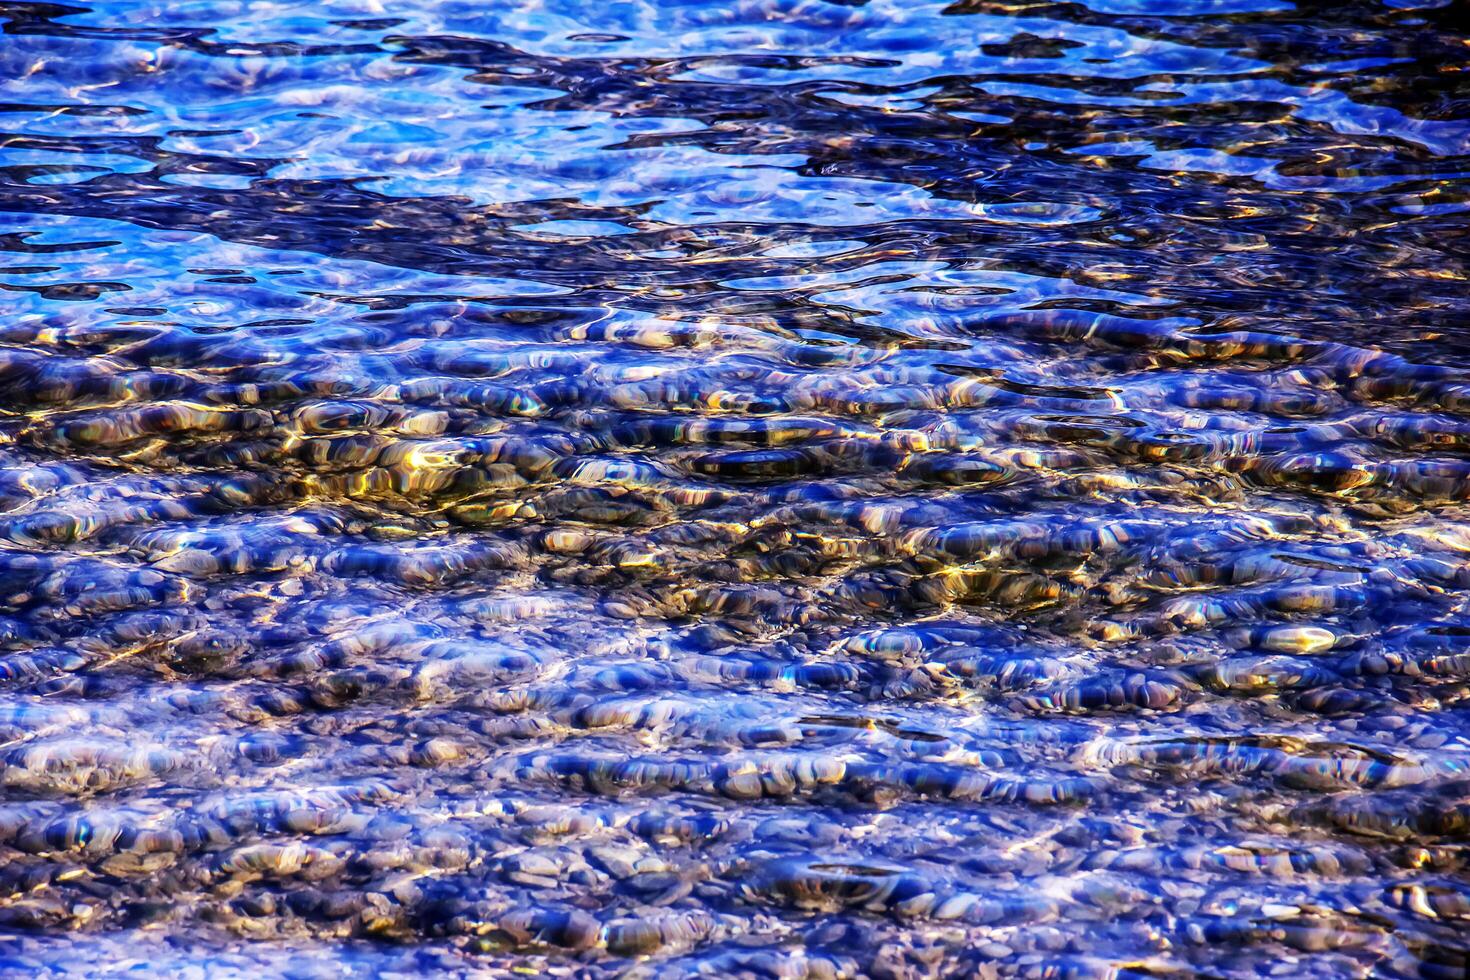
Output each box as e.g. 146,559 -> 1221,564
1,0 -> 1469,974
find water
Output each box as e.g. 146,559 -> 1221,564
1,0 -> 1469,974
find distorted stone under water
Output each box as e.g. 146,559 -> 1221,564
2,0 -> 1469,975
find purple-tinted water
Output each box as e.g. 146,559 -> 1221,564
1,0 -> 1469,975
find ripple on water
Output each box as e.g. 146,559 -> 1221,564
1,0 -> 1470,975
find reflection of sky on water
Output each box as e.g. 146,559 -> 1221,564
2,0 -> 1470,974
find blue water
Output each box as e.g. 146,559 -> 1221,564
2,0 -> 1470,975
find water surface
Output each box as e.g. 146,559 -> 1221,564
1,0 -> 1469,975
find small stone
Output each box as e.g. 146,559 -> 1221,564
1260,626 -> 1336,654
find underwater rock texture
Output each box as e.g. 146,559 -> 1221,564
1,0 -> 1469,975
